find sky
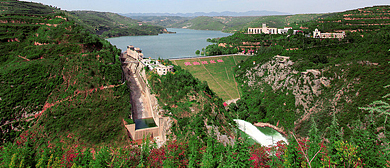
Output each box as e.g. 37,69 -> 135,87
20,0 -> 390,14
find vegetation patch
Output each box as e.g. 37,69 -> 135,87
173,55 -> 249,101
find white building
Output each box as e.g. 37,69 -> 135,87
142,59 -> 174,76
313,29 -> 345,39
155,64 -> 174,75
248,23 -> 278,34
248,24 -> 292,35
278,27 -> 292,34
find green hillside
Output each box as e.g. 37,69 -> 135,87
1,1 -> 389,167
0,0 -> 130,145
68,11 -> 168,38
1,0 -> 168,39
206,5 -> 390,132
244,14 -> 325,29
198,6 -> 390,166
149,14 -> 326,33
172,16 -> 226,30
129,15 -> 190,27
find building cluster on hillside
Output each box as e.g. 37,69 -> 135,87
141,59 -> 174,76
127,45 -> 174,76
248,24 -> 345,39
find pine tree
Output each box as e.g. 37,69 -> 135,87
351,120 -> 386,167
307,117 -> 322,167
324,112 -> 343,167
226,133 -> 253,167
201,127 -> 217,168
138,136 -> 152,167
282,136 -> 302,168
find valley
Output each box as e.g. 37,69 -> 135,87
0,0 -> 389,167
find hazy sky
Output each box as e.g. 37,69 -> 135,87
21,0 -> 390,14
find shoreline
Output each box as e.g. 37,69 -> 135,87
169,54 -> 252,60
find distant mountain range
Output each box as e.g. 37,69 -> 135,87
121,10 -> 290,17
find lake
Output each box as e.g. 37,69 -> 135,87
106,28 -> 231,59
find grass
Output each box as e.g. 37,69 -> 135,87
173,55 -> 250,101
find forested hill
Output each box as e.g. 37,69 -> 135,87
205,5 -> 390,166
210,5 -> 390,133
1,1 -> 390,167
0,0 -> 130,146
305,5 -> 390,32
1,0 -> 169,38
68,11 -> 169,38
135,14 -> 326,33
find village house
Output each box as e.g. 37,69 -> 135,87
278,27 -> 292,34
142,58 -> 174,76
155,64 -> 174,75
313,28 -> 345,39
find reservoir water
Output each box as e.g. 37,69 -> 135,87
106,28 -> 231,59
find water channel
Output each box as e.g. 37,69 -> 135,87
107,28 -> 232,59
234,119 -> 288,146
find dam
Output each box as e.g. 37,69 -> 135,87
120,45 -> 170,143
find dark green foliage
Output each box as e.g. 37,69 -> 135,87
0,0 -> 57,15
68,11 -> 167,38
1,2 -> 390,167
228,89 -> 266,124
225,134 -> 253,167
149,14 -> 325,33
0,1 -> 131,145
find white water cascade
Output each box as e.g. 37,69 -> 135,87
234,119 -> 288,147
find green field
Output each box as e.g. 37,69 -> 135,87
172,55 -> 250,101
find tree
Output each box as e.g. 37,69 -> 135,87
226,133 -> 253,167
201,128 -> 218,167
195,50 -> 200,55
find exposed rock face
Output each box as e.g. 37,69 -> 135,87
244,55 -> 335,128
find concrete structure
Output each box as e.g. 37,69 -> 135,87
127,45 -> 144,60
313,29 -> 345,39
142,59 -> 174,76
248,24 -> 288,35
155,64 -> 174,75
124,117 -> 169,141
121,49 -> 171,144
248,23 -> 278,34
278,27 -> 292,34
